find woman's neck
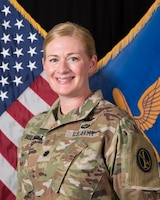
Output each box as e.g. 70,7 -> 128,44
59,90 -> 92,115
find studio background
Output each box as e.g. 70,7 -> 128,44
17,0 -> 154,59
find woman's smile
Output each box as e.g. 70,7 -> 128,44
56,76 -> 74,84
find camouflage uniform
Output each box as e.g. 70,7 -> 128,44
16,90 -> 160,200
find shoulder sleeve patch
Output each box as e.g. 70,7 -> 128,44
136,148 -> 152,172
121,132 -> 160,191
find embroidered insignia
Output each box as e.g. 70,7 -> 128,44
25,134 -> 34,140
136,148 -> 152,172
80,123 -> 90,129
29,135 -> 44,146
65,130 -> 99,138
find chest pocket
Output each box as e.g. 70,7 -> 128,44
34,138 -> 106,198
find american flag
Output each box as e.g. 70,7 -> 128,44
0,0 -> 58,199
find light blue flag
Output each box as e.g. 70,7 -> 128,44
90,0 -> 160,162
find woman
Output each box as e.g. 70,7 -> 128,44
16,22 -> 160,199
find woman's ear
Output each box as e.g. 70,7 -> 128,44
89,54 -> 97,75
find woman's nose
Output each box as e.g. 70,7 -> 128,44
58,60 -> 69,74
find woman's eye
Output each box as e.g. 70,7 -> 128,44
50,58 -> 58,63
69,57 -> 78,62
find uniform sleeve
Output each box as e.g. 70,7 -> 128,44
106,115 -> 160,199
16,122 -> 35,199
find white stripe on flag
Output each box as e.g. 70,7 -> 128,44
40,71 -> 48,81
18,87 -> 50,116
0,112 -> 24,147
0,154 -> 17,196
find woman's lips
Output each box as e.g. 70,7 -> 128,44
56,77 -> 74,84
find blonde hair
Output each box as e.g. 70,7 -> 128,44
43,21 -> 96,59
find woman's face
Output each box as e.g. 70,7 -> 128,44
42,36 -> 97,98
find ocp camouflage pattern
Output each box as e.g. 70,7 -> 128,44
16,90 -> 160,199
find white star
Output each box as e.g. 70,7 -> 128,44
13,62 -> 23,72
28,32 -> 38,43
2,20 -> 11,30
14,34 -> 24,44
27,47 -> 37,57
1,33 -> 11,44
0,62 -> 9,72
14,19 -> 24,30
27,61 -> 37,71
13,76 -> 23,87
0,90 -> 8,101
1,5 -> 11,16
13,48 -> 24,58
0,48 -> 10,58
0,76 -> 9,87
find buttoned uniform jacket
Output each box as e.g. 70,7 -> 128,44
16,90 -> 160,200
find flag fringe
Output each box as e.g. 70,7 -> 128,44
9,0 -> 47,38
93,0 -> 160,75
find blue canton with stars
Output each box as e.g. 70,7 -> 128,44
0,0 -> 44,115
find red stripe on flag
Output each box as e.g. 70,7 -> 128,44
7,100 -> 34,128
30,75 -> 58,106
0,130 -> 17,169
0,181 -> 15,200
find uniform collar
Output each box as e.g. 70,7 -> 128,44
40,90 -> 103,130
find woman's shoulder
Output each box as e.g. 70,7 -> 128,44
98,98 -> 129,119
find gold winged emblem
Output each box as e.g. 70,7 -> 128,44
112,77 -> 160,132
112,78 -> 160,161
